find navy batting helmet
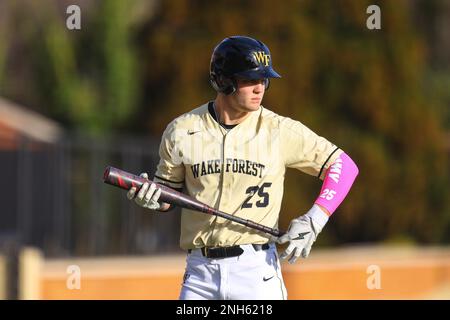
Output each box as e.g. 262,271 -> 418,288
210,36 -> 281,95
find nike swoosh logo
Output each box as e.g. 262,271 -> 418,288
187,130 -> 201,135
263,275 -> 274,282
292,231 -> 311,240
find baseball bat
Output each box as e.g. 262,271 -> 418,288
103,166 -> 284,237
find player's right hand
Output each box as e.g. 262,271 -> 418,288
127,173 -> 162,210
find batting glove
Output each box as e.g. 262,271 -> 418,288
277,204 -> 329,263
127,173 -> 162,210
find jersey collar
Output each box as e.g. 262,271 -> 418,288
208,101 -> 238,130
208,101 -> 261,131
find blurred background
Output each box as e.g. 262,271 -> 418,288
0,0 -> 449,299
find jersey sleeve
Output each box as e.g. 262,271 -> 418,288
280,117 -> 343,180
153,120 -> 185,189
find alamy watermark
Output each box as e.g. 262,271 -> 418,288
64,4 -> 380,31
66,264 -> 81,290
66,5 -> 81,30
366,5 -> 381,30
366,264 -> 382,290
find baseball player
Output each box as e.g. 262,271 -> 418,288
127,36 -> 359,300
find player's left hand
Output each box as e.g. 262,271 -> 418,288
127,173 -> 162,211
277,205 -> 329,264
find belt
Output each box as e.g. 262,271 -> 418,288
187,243 -> 270,259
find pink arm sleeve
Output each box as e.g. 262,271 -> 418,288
314,152 -> 359,216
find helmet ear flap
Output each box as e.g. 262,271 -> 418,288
210,73 -> 236,95
210,73 -> 221,92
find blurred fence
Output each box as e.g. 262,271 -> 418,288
0,133 -> 182,258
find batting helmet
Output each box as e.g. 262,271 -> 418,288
210,36 -> 281,95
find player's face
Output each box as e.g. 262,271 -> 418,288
230,78 -> 266,112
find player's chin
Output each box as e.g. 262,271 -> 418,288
247,99 -> 262,110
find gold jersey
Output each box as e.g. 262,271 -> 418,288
153,102 -> 342,250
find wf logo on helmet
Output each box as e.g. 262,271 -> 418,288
253,51 -> 270,66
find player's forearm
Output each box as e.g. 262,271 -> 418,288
314,152 -> 359,216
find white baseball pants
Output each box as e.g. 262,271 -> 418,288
179,243 -> 287,300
